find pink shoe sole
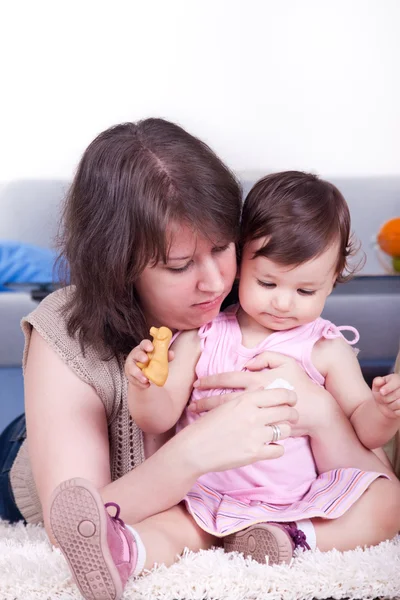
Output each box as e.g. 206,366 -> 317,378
224,523 -> 293,565
49,477 -> 123,600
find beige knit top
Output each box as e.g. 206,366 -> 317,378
10,287 -> 145,524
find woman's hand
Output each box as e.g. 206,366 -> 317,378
190,351 -> 334,438
180,386 -> 298,476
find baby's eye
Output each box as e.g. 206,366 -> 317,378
298,289 -> 315,296
257,280 -> 275,288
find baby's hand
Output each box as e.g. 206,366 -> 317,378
125,339 -> 154,388
125,340 -> 175,389
372,373 -> 400,419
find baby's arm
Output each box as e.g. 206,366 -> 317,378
126,329 -> 201,435
313,337 -> 400,449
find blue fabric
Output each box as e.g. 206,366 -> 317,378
0,241 -> 58,292
0,414 -> 26,522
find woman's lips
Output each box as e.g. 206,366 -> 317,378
193,294 -> 224,311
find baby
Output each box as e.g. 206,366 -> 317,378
128,171 -> 400,565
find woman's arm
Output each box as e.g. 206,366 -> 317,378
25,331 -> 298,536
25,330 -> 113,542
104,386 -> 297,520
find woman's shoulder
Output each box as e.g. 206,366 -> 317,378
24,285 -> 75,321
21,286 -> 124,419
21,286 -> 78,356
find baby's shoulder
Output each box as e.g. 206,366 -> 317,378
171,328 -> 201,351
313,333 -> 356,377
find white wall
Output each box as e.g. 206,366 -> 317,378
0,0 -> 399,180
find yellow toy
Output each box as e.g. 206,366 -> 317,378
137,326 -> 172,386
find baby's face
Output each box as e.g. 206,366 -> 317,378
238,239 -> 338,333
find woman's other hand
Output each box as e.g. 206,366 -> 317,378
181,387 -> 298,476
190,351 -> 335,438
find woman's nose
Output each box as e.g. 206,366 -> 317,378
197,259 -> 224,293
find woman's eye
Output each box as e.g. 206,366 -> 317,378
298,289 -> 315,296
168,262 -> 191,273
257,280 -> 275,288
212,243 -> 230,254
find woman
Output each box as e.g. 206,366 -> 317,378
1,119 -> 397,600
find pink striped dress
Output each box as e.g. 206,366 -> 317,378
177,305 -> 384,537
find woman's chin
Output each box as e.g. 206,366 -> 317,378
190,305 -> 222,328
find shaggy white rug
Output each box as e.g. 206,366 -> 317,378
0,520 -> 399,600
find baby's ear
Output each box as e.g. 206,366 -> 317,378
328,274 -> 338,294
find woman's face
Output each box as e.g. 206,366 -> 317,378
135,223 -> 237,331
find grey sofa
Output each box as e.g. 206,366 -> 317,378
0,177 -> 399,432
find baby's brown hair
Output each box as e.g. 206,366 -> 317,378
241,171 -> 362,282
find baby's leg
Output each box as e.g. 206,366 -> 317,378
312,475 -> 400,551
372,446 -> 392,469
224,476 -> 400,565
135,503 -> 218,569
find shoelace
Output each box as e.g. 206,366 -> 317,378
284,522 -> 311,550
105,501 -> 126,528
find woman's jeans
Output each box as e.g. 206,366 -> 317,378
0,414 -> 26,522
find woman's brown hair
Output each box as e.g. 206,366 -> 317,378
57,119 -> 242,357
240,171 -> 362,281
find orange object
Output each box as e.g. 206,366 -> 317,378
137,326 -> 172,386
377,217 -> 400,257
